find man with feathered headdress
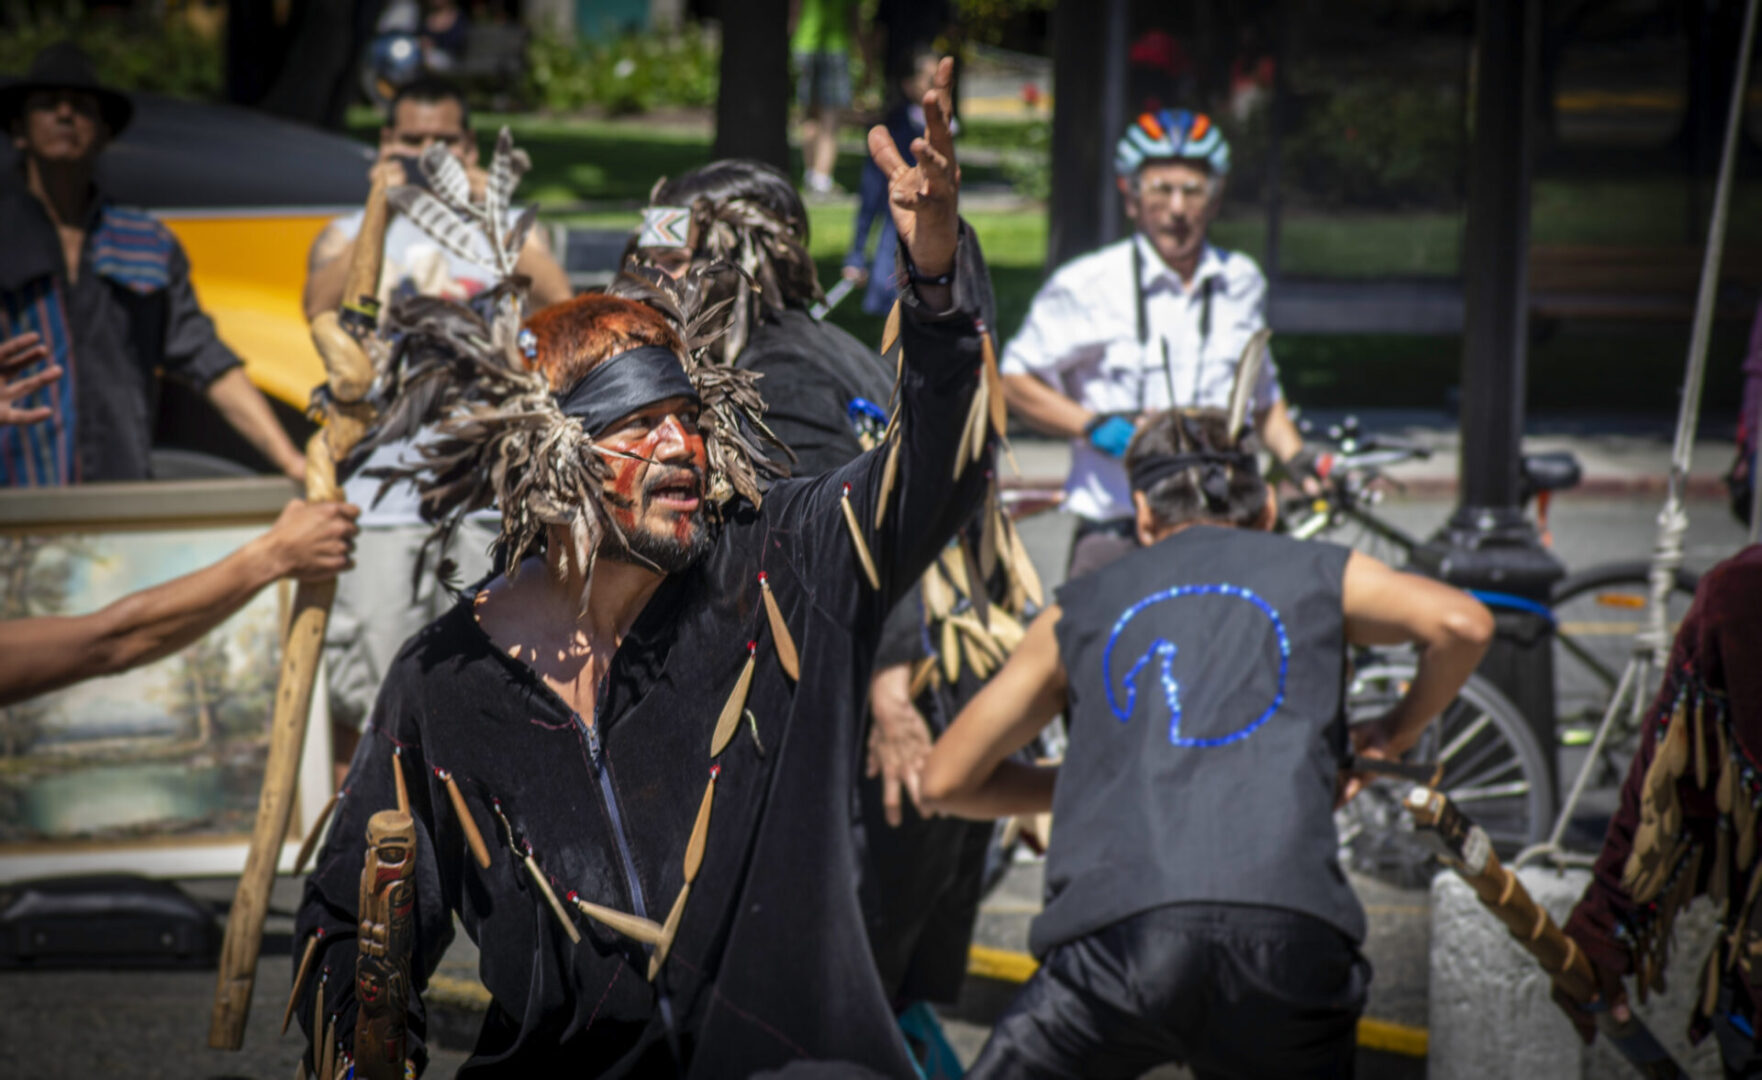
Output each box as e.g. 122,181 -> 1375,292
294,60 -> 996,1077
625,136 -> 1014,1066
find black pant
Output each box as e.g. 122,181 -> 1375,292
969,903 -> 1371,1080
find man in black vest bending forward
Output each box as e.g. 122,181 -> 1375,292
921,407 -> 1494,1078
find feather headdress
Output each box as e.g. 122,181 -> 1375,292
624,161 -> 822,362
345,132 -> 787,596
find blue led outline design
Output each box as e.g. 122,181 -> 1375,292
1102,583 -> 1291,748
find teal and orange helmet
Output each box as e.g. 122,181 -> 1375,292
1114,109 -> 1231,179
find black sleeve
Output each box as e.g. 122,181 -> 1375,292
159,239 -> 242,389
293,667 -> 457,1075
874,587 -> 925,669
761,223 -> 990,624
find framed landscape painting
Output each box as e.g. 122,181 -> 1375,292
0,478 -> 332,880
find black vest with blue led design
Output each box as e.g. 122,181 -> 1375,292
1032,524 -> 1363,957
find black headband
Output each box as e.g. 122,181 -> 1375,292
554,345 -> 699,435
1130,450 -> 1259,506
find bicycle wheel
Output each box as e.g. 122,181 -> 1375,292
1551,561 -> 1700,754
1335,659 -> 1554,888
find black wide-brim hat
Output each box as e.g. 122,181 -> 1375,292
0,42 -> 133,137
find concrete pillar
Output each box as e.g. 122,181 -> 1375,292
1429,867 -> 1722,1078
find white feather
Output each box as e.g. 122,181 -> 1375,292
420,144 -> 475,213
389,186 -> 493,267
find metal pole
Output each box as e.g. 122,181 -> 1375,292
1412,0 -> 1563,776
1642,0 -> 1758,666
1098,0 -> 1128,243
1456,0 -> 1533,512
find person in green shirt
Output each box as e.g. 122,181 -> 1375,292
792,0 -> 861,195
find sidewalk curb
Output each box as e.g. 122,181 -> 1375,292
1001,474 -> 1731,500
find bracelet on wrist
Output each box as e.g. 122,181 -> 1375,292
899,249 -> 954,287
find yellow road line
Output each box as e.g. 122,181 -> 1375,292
427,972 -> 492,1009
967,945 -> 1430,1057
1358,1017 -> 1429,1057
968,943 -> 1041,983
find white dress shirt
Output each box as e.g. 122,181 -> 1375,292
1002,233 -> 1282,522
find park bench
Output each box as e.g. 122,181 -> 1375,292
1527,243 -> 1762,321
1268,244 -> 1762,335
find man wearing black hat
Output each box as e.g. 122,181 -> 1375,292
0,43 -> 306,486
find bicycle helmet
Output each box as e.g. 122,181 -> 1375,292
1114,109 -> 1231,178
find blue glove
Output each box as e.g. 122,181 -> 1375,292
1086,415 -> 1136,459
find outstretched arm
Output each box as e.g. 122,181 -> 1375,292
920,606 -> 1066,819
762,57 -> 990,611
1338,550 -> 1494,802
0,500 -> 358,707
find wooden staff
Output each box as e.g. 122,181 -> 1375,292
1405,787 -> 1686,1079
209,172 -> 391,1050
352,810 -> 418,1079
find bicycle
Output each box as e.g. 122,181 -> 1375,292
1283,418 -> 1698,882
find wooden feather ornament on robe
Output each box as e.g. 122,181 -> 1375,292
758,573 -> 799,680
571,894 -> 664,945
437,769 -> 492,870
521,845 -> 581,945
841,484 -> 881,590
711,643 -> 757,757
293,791 -> 340,877
283,929 -> 323,1035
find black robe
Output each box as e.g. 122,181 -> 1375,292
293,241 -> 989,1078
734,306 -> 895,479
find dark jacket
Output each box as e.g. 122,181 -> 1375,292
294,241 -> 991,1078
0,176 -> 239,485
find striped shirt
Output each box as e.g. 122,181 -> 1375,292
0,180 -> 239,486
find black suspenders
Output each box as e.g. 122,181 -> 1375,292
1133,240 -> 1215,409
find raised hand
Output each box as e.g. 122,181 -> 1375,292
0,332 -> 61,428
867,56 -> 960,284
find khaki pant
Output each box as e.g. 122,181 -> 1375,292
324,520 -> 496,731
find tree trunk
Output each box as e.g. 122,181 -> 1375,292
1046,0 -> 1112,271
713,0 -> 791,172
227,0 -> 383,130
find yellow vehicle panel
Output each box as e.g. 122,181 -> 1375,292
160,210 -> 343,410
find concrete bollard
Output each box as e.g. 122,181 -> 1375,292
1429,866 -> 1722,1079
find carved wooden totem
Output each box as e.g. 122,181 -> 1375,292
354,809 -> 416,1080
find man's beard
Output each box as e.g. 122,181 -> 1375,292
601,466 -> 714,574
614,511 -> 713,575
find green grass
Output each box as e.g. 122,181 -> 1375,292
346,109 -> 1752,415
345,109 -> 1008,205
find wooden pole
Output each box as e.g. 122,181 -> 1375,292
208,171 -> 390,1051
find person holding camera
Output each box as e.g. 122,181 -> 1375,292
303,77 -> 569,320
302,77 -> 570,745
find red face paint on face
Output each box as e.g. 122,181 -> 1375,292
594,401 -> 710,569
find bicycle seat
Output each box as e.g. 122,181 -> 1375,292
1520,451 -> 1582,496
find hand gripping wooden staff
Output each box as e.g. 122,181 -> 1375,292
208,171 -> 391,1050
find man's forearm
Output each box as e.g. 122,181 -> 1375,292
1257,397 -> 1305,462
0,536 -> 287,706
1002,373 -> 1090,439
206,368 -> 305,478
304,239 -> 357,321
1386,629 -> 1492,752
517,232 -> 574,309
928,760 -> 1057,820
